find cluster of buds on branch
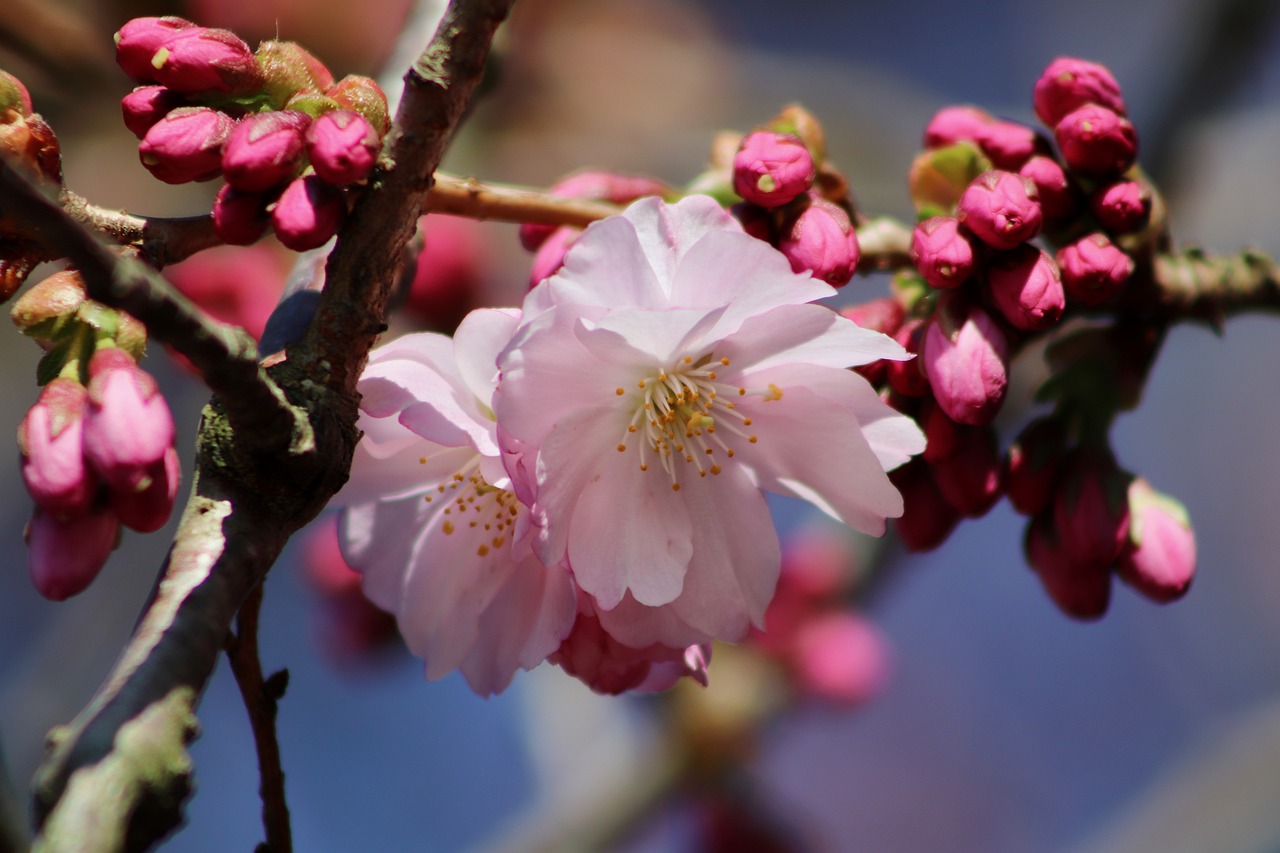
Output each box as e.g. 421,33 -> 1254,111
12,270 -> 178,600
116,16 -> 389,250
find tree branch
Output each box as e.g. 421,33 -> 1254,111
225,584 -> 292,853
26,2 -> 515,849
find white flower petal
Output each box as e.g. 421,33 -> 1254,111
453,308 -> 520,407
711,303 -> 911,373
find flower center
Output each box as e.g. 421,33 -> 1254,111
613,355 -> 768,489
421,459 -> 520,557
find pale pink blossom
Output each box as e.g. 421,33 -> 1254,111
495,196 -> 925,650
333,309 -> 576,696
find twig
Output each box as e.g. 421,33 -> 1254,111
62,193 -> 221,270
0,158 -> 309,456
426,173 -> 621,226
225,584 -> 292,853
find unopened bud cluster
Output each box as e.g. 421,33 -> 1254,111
12,271 -> 179,600
115,17 -> 390,250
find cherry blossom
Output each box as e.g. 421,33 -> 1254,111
495,196 -> 925,650
332,309 -> 576,696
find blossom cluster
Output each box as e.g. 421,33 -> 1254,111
851,56 -> 1193,618
12,271 -> 179,600
333,195 -> 925,695
115,16 -> 389,250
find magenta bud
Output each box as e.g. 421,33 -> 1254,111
890,459 -> 961,552
957,169 -> 1042,249
520,171 -> 671,250
1018,155 -> 1076,221
1052,445 -> 1132,567
138,106 -> 232,184
121,85 -> 184,139
778,196 -> 860,287
1034,57 -> 1127,129
304,110 -> 381,186
150,27 -> 263,95
1024,513 -> 1111,621
987,244 -> 1066,331
931,424 -> 1003,518
732,130 -> 816,208
1054,105 -> 1138,177
1116,478 -> 1195,603
27,506 -> 120,600
842,298 -> 905,386
910,216 -> 977,288
921,301 -> 1008,425
1089,179 -> 1151,234
212,184 -> 271,246
922,105 -> 993,148
529,226 -> 579,289
19,379 -> 94,514
222,110 -> 310,191
271,174 -> 346,251
790,613 -> 888,707
974,120 -> 1046,171
83,349 -> 176,492
730,202 -> 775,245
1057,232 -> 1133,307
114,16 -> 195,82
886,318 -> 930,397
1004,416 -> 1067,516
110,446 -> 180,533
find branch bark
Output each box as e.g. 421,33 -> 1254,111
22,1 -> 516,849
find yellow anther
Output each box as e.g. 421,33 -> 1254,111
720,357 -> 730,366
615,387 -> 625,396
477,545 -> 490,557
443,520 -> 455,535
710,465 -> 721,475
419,456 -> 427,464
749,435 -> 758,443
764,383 -> 783,401
616,443 -> 626,452
672,483 -> 681,491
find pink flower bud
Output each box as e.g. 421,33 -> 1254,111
271,174 -> 346,251
121,85 -> 184,139
1033,57 -> 1127,129
1018,155 -> 1077,221
974,120 -> 1046,171
1024,513 -> 1111,620
732,130 -> 816,208
922,301 -> 1008,425
778,196 -> 860,287
529,226 -> 579,288
730,202 -> 775,245
325,75 -> 389,135
957,170 -> 1042,249
19,379 -> 94,514
842,298 -> 905,386
911,216 -> 977,288
520,171 -> 670,251
166,244 -> 285,341
922,105 -> 994,148
1004,416 -> 1066,516
82,349 -> 175,492
886,318 -> 930,397
1054,105 -> 1138,177
305,110 -> 381,186
1057,232 -> 1133,307
212,183 -> 271,246
138,106 -> 232,184
790,613 -> 888,707
221,110 -> 310,191
986,244 -> 1066,331
109,446 -> 180,533
1052,445 -> 1131,567
151,27 -> 263,95
1089,179 -> 1151,234
27,506 -> 120,600
114,16 -> 195,82
931,424 -> 1003,517
1116,479 -> 1195,603
552,601 -> 706,695
890,460 -> 961,552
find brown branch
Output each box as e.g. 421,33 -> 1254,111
225,584 -> 292,853
1149,245 -> 1280,325
27,2 -> 514,850
426,173 -> 622,226
62,193 -> 222,269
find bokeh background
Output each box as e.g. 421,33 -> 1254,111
4,0 -> 1280,850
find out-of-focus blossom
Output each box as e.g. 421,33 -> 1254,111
497,196 -> 923,650
790,612 -> 889,707
1117,478 -> 1196,603
26,506 -> 120,601
1057,232 -> 1133,307
405,214 -> 486,332
1025,513 -> 1111,620
165,243 -> 286,341
922,105 -> 993,148
527,225 -> 578,289
886,318 -> 930,398
1004,416 -> 1066,516
301,515 -> 399,663
930,424 -> 1003,517
1090,179 -> 1151,235
987,244 -> 1066,331
889,459 -> 960,552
